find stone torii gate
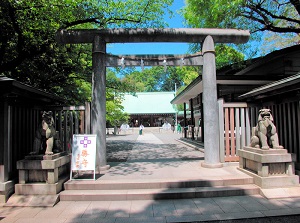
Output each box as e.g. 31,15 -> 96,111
56,28 -> 250,171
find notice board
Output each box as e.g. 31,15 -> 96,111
70,134 -> 97,180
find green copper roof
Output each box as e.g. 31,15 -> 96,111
122,92 -> 177,114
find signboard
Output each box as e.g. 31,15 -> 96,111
70,134 -> 97,180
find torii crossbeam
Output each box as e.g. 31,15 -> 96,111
56,28 -> 250,171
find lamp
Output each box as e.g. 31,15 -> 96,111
120,57 -> 125,69
141,59 -> 144,71
180,58 -> 185,68
163,59 -> 167,72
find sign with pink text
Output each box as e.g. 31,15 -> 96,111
71,135 -> 96,179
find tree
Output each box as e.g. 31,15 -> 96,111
0,0 -> 175,104
182,0 -> 300,56
119,65 -> 200,92
105,69 -> 133,129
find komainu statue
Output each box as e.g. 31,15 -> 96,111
32,111 -> 62,155
250,108 -> 284,150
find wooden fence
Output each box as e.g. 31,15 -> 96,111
218,98 -> 300,168
48,102 -> 91,154
218,99 -> 251,162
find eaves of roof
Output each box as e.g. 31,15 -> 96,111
234,44 -> 300,76
0,76 -> 66,104
239,73 -> 300,99
171,75 -> 273,104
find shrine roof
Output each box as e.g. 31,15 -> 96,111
122,92 -> 176,115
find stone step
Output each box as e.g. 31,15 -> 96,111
63,177 -> 254,190
176,138 -> 204,151
59,184 -> 260,201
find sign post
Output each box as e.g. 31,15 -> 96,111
70,134 -> 97,180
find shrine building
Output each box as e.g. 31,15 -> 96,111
121,92 -> 177,127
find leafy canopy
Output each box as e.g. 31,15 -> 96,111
0,0 -> 175,125
120,65 -> 200,92
182,0 -> 300,56
0,0 -> 174,97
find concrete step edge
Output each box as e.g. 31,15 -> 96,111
64,178 -> 254,190
59,184 -> 260,201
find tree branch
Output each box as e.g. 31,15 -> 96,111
250,2 -> 300,24
290,0 -> 300,15
244,2 -> 300,33
106,0 -> 152,25
60,18 -> 105,29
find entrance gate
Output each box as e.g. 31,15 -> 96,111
56,28 -> 250,170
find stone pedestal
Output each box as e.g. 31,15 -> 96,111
0,180 -> 14,203
15,152 -> 71,195
238,146 -> 299,188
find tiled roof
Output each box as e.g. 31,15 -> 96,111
122,92 -> 177,114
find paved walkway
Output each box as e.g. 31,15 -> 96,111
1,131 -> 300,223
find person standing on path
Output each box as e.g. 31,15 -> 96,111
177,122 -> 182,134
139,123 -> 144,135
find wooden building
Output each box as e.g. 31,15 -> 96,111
0,76 -> 66,202
0,76 -> 89,202
171,44 -> 300,170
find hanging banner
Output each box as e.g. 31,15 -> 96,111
70,134 -> 97,180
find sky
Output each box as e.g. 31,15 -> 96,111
107,0 -> 189,56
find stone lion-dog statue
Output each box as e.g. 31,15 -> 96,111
32,111 -> 62,155
250,108 -> 284,150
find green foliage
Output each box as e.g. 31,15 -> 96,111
106,69 -> 130,127
215,45 -> 245,69
113,65 -> 201,114
120,66 -> 200,92
0,0 -> 175,125
181,0 -> 246,65
0,0 -> 174,102
182,0 -> 243,29
106,93 -> 130,127
182,0 -> 300,56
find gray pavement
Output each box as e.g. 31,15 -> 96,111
1,129 -> 300,223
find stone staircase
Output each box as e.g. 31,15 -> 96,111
59,132 -> 261,201
59,177 -> 260,201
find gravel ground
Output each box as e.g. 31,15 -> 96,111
106,134 -> 137,162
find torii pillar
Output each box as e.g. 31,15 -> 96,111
201,36 -> 222,168
92,36 -> 109,171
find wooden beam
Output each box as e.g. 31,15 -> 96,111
105,54 -> 203,67
56,28 -> 250,44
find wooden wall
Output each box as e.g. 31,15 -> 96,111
264,101 -> 300,169
218,98 -> 300,169
0,102 -> 89,183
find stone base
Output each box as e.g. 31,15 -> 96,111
201,162 -> 223,168
25,151 -> 68,161
15,175 -> 69,195
238,146 -> 299,189
15,153 -> 71,196
238,167 -> 299,188
96,164 -> 111,174
0,181 -> 15,203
